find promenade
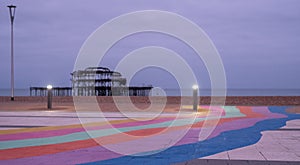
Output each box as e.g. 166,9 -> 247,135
0,100 -> 299,164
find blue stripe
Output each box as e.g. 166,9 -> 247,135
81,106 -> 300,165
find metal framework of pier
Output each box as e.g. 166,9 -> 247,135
71,67 -> 152,96
29,67 -> 152,96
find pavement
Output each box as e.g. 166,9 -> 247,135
0,106 -> 299,164
178,119 -> 300,165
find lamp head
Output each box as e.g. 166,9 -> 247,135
47,85 -> 53,90
7,5 -> 17,23
192,85 -> 199,90
7,5 -> 16,9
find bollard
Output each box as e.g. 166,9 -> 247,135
47,85 -> 53,109
192,85 -> 198,111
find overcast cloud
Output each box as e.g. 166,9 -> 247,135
0,0 -> 300,90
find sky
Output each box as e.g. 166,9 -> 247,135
0,0 -> 300,91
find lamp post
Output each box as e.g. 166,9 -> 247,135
47,85 -> 53,109
7,5 -> 16,101
192,85 -> 198,111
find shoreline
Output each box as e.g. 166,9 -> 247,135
0,96 -> 299,105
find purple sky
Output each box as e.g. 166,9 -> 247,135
0,0 -> 300,90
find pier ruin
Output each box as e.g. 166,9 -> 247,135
30,67 -> 152,96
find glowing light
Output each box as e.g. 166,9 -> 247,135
192,85 -> 198,90
47,85 -> 53,90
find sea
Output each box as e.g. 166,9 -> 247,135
0,88 -> 300,96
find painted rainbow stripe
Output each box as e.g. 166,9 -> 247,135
0,106 -> 299,165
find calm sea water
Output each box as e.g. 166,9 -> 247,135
0,88 -> 299,96
162,88 -> 300,96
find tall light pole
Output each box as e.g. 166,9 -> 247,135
7,5 -> 16,101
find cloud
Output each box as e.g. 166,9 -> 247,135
0,0 -> 299,90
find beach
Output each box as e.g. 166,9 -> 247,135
0,96 -> 299,112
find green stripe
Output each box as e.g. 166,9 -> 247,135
0,106 -> 245,150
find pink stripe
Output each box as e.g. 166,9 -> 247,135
0,117 -> 175,141
0,107 -> 286,164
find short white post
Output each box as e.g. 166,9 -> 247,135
47,85 -> 53,109
192,85 -> 198,111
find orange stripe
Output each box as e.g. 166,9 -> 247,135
0,124 -> 185,160
0,107 -> 266,160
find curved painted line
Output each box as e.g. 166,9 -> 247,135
1,106 -> 296,165
0,106 -> 272,162
82,106 -> 299,165
0,106 -> 242,150
0,117 -> 175,141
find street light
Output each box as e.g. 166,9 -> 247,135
192,85 -> 198,111
7,5 -> 16,101
47,85 -> 53,109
